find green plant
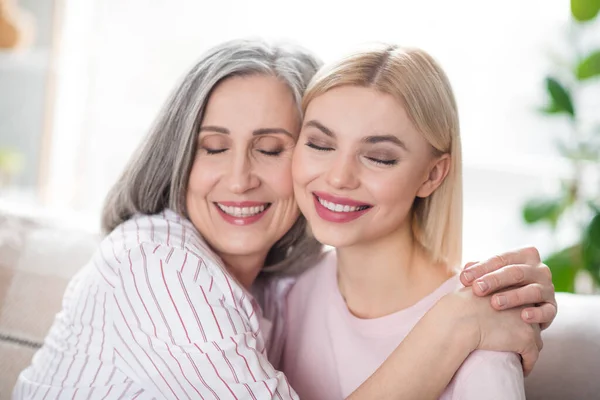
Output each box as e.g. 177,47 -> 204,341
0,147 -> 24,188
522,0 -> 600,292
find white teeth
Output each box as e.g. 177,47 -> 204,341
217,203 -> 267,217
317,197 -> 365,213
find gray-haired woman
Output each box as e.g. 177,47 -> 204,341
14,39 -> 556,399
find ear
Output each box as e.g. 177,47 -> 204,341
416,154 -> 451,198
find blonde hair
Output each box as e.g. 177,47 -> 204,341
303,44 -> 463,268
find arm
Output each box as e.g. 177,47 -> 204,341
348,288 -> 539,400
347,294 -> 478,400
110,243 -> 298,399
450,351 -> 525,400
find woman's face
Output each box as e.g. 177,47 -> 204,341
187,74 -> 301,265
292,85 -> 449,249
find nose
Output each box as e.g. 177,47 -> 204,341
227,150 -> 260,194
326,152 -> 360,191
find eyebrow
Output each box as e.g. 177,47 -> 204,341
199,125 -> 294,138
303,119 -> 409,151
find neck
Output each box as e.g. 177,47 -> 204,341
220,252 -> 266,290
336,222 -> 452,319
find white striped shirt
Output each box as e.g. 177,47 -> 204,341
13,210 -> 297,399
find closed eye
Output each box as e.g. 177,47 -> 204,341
258,149 -> 283,156
305,142 -> 334,152
205,148 -> 228,155
365,156 -> 398,166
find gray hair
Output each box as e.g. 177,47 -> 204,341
101,39 -> 324,277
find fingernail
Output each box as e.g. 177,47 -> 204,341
524,310 -> 532,320
495,295 -> 507,307
476,280 -> 489,293
463,271 -> 474,282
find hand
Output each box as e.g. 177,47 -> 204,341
459,247 -> 557,330
448,288 -> 543,376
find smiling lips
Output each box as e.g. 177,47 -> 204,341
313,191 -> 373,223
214,201 -> 271,225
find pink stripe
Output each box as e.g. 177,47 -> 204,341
206,353 -> 238,400
109,236 -> 122,264
231,336 -> 257,382
134,219 -> 141,245
153,244 -> 161,254
121,224 -> 127,252
181,224 -> 186,250
262,381 -> 274,397
195,260 -> 202,283
141,246 -> 176,345
178,273 -> 207,342
113,312 -> 180,399
213,342 -> 240,383
180,253 -> 188,273
200,286 -> 224,339
220,298 -> 239,335
99,292 -> 107,362
98,247 -> 116,274
160,260 -> 191,342
129,249 -> 158,336
208,276 -> 214,292
116,381 -> 134,400
131,389 -> 144,400
148,216 -> 155,242
116,270 -> 191,397
70,388 -> 79,400
166,247 -> 175,264
166,220 -> 171,246
94,261 -> 116,288
89,361 -> 103,387
244,384 -> 258,400
99,386 -> 113,400
85,387 -> 95,400
184,353 -> 219,399
164,344 -> 204,399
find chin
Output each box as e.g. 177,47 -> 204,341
311,226 -> 359,249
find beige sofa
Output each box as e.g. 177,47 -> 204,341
0,209 -> 599,399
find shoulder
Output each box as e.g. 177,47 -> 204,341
98,210 -> 236,295
449,350 -> 525,399
287,249 -> 336,304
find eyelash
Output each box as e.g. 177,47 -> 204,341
306,141 -> 398,166
203,148 -> 283,157
305,142 -> 333,152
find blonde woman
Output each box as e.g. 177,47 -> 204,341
284,44 -> 540,399
15,40 -> 555,399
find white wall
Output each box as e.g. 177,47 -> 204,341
45,0 -> 591,260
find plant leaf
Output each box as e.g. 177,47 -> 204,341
544,245 -> 582,293
571,0 -> 600,21
545,77 -> 575,116
522,198 -> 566,227
582,213 -> 600,286
576,51 -> 600,80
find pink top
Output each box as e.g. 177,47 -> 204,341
282,251 -> 525,400
14,209 -> 298,399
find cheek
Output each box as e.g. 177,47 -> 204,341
187,158 -> 221,196
367,170 -> 423,209
292,146 -> 323,187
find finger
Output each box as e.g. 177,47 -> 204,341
470,264 -> 530,296
459,261 -> 479,286
522,303 -> 558,330
489,283 -> 553,310
520,343 -> 540,377
461,247 -> 541,284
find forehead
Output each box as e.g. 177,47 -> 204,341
304,86 -> 419,141
203,75 -> 300,126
